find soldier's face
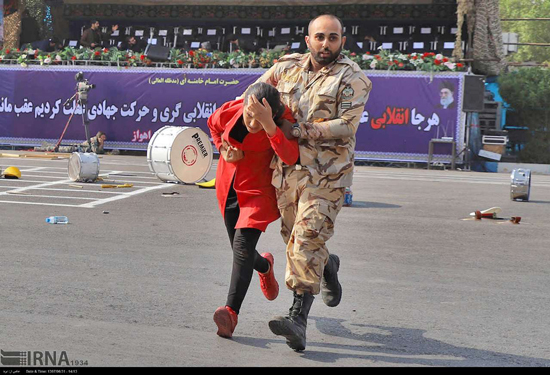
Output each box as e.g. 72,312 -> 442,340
306,17 -> 346,67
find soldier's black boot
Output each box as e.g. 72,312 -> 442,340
268,291 -> 315,351
321,254 -> 342,307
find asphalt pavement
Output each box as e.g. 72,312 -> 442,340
1,152 -> 550,367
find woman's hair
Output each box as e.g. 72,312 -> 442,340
244,82 -> 285,121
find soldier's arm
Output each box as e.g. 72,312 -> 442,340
294,70 -> 372,141
254,63 -> 280,87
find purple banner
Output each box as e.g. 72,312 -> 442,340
358,71 -> 465,162
0,67 -> 464,162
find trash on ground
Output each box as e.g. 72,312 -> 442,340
46,216 -> 69,224
469,207 -> 501,219
195,178 -> 216,189
463,207 -> 522,224
101,183 -> 134,189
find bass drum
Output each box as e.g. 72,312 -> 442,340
510,168 -> 531,201
147,126 -> 213,184
68,152 -> 100,182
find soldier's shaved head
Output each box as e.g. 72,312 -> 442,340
306,14 -> 346,71
308,14 -> 344,36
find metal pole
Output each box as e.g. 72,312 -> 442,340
501,18 -> 550,21
503,42 -> 550,47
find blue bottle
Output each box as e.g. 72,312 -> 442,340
344,187 -> 353,207
46,216 -> 69,224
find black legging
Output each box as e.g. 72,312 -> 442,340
224,183 -> 269,314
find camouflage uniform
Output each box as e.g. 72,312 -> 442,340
256,52 -> 372,295
81,136 -> 105,154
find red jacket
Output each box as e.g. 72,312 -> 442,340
208,98 -> 298,231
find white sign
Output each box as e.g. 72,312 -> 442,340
393,27 -> 404,35
443,42 -> 454,49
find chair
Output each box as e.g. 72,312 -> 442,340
199,27 -> 225,50
132,26 -> 149,39
267,25 -> 296,49
148,27 -> 173,47
64,39 -> 80,49
174,26 -> 200,49
108,28 -> 124,48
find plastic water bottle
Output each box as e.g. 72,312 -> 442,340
45,216 -> 69,224
343,187 -> 353,207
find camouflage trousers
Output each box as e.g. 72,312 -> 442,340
276,165 -> 345,295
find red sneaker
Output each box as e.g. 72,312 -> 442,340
213,305 -> 238,338
258,253 -> 279,301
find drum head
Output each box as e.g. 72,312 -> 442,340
68,153 -> 83,181
68,152 -> 99,182
169,128 -> 213,183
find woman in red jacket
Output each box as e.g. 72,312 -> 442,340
208,82 -> 298,338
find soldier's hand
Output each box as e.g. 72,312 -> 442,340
277,119 -> 294,140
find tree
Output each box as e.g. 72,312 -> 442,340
498,67 -> 550,163
500,0 -> 550,63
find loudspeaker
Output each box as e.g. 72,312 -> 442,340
144,44 -> 170,61
462,75 -> 486,112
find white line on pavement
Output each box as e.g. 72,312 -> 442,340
79,183 -> 172,208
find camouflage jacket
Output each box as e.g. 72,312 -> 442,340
256,52 -> 372,189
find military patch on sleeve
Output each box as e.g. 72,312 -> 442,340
341,102 -> 352,109
342,86 -> 354,100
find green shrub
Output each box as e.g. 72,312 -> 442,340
498,68 -> 550,163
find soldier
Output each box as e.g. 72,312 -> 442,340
254,14 -> 373,351
82,131 -> 107,154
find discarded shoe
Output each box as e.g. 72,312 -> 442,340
258,253 -> 279,301
321,254 -> 342,307
213,305 -> 238,338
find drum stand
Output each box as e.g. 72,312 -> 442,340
54,91 -> 92,153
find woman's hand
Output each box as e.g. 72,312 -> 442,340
247,95 -> 277,136
221,139 -> 244,163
